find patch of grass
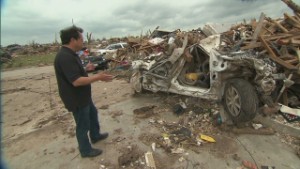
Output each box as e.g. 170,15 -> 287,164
2,53 -> 56,70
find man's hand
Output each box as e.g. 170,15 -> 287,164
72,71 -> 114,87
85,61 -> 95,72
96,72 -> 114,82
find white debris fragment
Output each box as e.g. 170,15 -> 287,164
145,151 -> 156,169
171,147 -> 185,154
99,165 -> 105,169
151,142 -> 156,152
178,157 -> 185,162
252,123 -> 263,130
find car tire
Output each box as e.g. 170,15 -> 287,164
223,78 -> 258,123
130,70 -> 144,94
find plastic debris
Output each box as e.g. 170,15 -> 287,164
151,143 -> 156,152
252,123 -> 263,130
200,134 -> 216,143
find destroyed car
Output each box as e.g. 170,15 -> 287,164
77,48 -> 111,72
130,33 -> 278,123
82,55 -> 111,72
96,42 -> 128,55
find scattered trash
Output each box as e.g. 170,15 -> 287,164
145,151 -> 156,169
173,103 -> 185,116
279,104 -> 300,122
151,143 -> 156,152
252,123 -> 263,130
171,147 -> 185,154
110,136 -> 126,143
178,157 -> 185,162
200,134 -> 216,143
196,137 -> 204,146
149,119 -> 156,123
171,127 -> 191,137
279,104 -> 300,116
162,133 -> 172,147
99,164 -> 106,169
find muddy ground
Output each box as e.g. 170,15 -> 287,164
1,66 -> 300,169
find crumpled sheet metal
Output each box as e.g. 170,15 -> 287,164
124,1 -> 300,107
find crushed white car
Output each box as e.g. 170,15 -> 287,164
130,33 -> 278,123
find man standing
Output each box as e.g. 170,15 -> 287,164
54,25 -> 113,158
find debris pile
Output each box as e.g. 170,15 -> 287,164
103,0 -> 300,124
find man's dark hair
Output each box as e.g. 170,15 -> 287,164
60,25 -> 83,45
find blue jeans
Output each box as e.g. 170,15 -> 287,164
72,101 -> 101,154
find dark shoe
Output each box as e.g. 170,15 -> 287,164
91,132 -> 109,144
81,148 -> 102,158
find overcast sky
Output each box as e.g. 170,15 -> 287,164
1,0 -> 300,46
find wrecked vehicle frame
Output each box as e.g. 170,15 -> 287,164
130,33 -> 278,123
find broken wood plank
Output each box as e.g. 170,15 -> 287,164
284,13 -> 300,28
286,57 -> 299,64
241,42 -> 262,50
272,19 -> 289,33
259,36 -> 298,70
291,38 -> 300,45
279,55 -> 295,60
296,12 -> 300,20
250,18 -> 257,30
262,23 -> 278,35
262,26 -> 275,35
276,37 -> 300,45
250,13 -> 265,46
145,152 -> 156,169
259,50 -> 267,55
282,0 -> 300,14
264,32 -> 300,41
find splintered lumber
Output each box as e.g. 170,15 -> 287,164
259,36 -> 298,70
241,42 -> 261,50
282,0 -> 300,14
145,152 -> 156,169
268,18 -> 289,33
249,13 -> 266,46
284,13 -> 300,28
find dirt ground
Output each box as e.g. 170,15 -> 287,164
1,66 -> 300,169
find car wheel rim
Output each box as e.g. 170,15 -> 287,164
225,85 -> 241,117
